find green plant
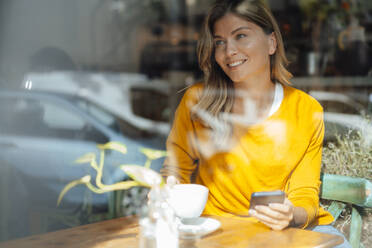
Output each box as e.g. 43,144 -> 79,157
322,131 -> 372,180
57,141 -> 167,206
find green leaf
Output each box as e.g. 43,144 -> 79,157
97,141 -> 127,154
140,148 -> 167,160
57,175 -> 91,206
120,165 -> 163,187
75,153 -> 96,164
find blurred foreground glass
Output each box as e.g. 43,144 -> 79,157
139,186 -> 179,248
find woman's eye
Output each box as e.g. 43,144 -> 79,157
215,40 -> 225,46
236,33 -> 246,39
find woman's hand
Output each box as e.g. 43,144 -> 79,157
166,175 -> 180,187
248,198 -> 294,231
147,175 -> 180,199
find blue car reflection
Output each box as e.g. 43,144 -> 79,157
0,90 -> 166,240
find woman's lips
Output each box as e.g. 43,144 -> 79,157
227,59 -> 247,68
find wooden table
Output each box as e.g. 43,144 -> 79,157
0,216 -> 344,248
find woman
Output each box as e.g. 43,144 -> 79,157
161,0 -> 350,246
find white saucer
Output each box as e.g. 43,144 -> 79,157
178,217 -> 221,239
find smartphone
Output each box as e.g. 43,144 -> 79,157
249,190 -> 285,209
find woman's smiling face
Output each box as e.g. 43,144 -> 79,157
213,13 -> 276,84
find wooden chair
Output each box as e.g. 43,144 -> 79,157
320,173 -> 372,248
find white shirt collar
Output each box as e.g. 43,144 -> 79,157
268,82 -> 283,117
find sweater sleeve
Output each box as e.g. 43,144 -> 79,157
286,107 -> 324,228
160,86 -> 200,183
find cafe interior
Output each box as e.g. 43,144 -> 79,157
0,0 -> 372,247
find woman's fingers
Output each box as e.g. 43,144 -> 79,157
268,198 -> 293,214
267,203 -> 291,214
249,198 -> 295,230
166,175 -> 179,187
148,176 -> 179,199
249,208 -> 291,230
249,208 -> 279,225
254,205 -> 289,220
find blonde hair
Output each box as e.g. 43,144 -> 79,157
195,0 -> 292,119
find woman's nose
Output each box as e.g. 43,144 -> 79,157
226,41 -> 238,56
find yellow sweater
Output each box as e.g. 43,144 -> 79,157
161,83 -> 334,228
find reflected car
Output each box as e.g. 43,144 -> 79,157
0,77 -> 8,88
0,90 -> 166,240
309,90 -> 372,144
22,71 -> 175,136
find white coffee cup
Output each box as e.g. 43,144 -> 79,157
168,184 -> 209,219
